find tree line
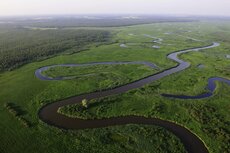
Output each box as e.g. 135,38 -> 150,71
0,27 -> 111,71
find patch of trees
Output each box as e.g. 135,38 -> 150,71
0,27 -> 111,71
188,104 -> 230,152
4,103 -> 31,128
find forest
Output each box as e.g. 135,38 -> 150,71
0,25 -> 111,71
0,15 -> 196,27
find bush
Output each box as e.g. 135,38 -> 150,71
82,99 -> 88,108
4,102 -> 31,128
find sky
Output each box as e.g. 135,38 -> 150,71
0,0 -> 230,16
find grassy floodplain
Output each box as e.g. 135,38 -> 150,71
41,64 -> 157,91
0,21 -> 230,153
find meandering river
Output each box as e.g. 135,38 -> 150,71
36,42 -> 229,153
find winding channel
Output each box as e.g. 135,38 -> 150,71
36,42 -> 229,153
162,77 -> 230,99
35,61 -> 159,80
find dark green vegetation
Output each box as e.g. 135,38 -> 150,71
0,18 -> 230,153
42,64 -> 156,90
0,26 -> 110,71
0,15 -> 195,28
69,125 -> 187,153
4,103 -> 31,128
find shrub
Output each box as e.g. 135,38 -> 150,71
82,99 -> 88,108
4,102 -> 31,128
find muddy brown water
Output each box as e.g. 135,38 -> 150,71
36,42 -> 221,153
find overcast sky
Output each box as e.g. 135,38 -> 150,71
0,0 -> 230,16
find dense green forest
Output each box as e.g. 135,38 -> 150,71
0,26 -> 111,71
0,15 -> 196,28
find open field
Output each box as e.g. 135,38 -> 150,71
0,20 -> 230,153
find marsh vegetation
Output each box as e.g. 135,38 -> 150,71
0,18 -> 230,153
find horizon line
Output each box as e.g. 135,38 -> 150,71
0,13 -> 230,18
